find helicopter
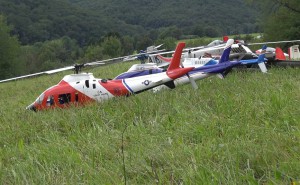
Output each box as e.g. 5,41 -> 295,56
145,36 -> 256,65
148,48 -> 268,73
25,42 -> 194,111
114,39 -> 267,92
265,46 -> 300,67
144,37 -> 300,68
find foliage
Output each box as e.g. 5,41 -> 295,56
155,37 -> 177,51
0,15 -> 21,80
80,45 -> 104,64
246,0 -> 300,42
101,36 -> 124,58
0,0 -> 258,45
0,63 -> 299,184
16,37 -> 83,75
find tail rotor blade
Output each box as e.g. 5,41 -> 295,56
181,63 -> 198,89
258,62 -> 268,73
186,73 -> 198,89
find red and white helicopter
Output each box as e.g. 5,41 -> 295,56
25,42 -> 194,111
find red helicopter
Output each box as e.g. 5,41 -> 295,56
25,42 -> 194,111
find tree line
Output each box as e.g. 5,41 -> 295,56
0,0 -> 258,46
0,0 -> 299,80
0,15 -> 180,80
246,0 -> 300,42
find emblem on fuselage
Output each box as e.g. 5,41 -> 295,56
142,80 -> 151,86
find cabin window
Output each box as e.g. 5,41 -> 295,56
93,84 -> 96,89
58,93 -> 71,104
85,80 -> 89,88
46,95 -> 54,106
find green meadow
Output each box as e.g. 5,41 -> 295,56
0,62 -> 299,184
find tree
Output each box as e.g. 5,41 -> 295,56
122,35 -> 135,55
158,26 -> 183,40
101,36 -> 123,58
81,45 -> 104,63
155,37 -> 176,51
136,35 -> 153,51
246,0 -> 300,41
0,15 -> 21,80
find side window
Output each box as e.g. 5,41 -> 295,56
58,93 -> 71,104
85,80 -> 89,88
93,80 -> 96,89
46,95 -> 54,106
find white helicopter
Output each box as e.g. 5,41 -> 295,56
145,37 -> 300,66
114,39 -> 268,92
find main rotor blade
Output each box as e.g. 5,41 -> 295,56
248,40 -> 300,46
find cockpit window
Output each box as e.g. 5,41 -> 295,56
35,93 -> 45,105
46,95 -> 54,106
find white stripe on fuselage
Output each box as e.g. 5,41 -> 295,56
123,72 -> 172,92
153,72 -> 213,91
71,79 -> 115,102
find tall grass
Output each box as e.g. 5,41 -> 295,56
0,63 -> 299,184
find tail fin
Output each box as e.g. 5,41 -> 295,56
257,45 -> 267,63
166,42 -> 194,79
167,42 -> 185,71
257,45 -> 268,73
223,36 -> 229,42
219,39 -> 234,63
275,47 -> 286,60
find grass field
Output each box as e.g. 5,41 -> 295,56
0,62 -> 299,184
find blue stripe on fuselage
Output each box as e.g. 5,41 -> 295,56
204,59 -> 218,66
122,79 -> 134,94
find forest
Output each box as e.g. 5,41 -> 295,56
0,0 -> 299,80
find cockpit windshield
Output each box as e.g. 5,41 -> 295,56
35,93 -> 45,105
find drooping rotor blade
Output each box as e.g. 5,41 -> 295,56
0,61 -> 107,83
154,44 -> 164,49
85,62 -> 106,66
148,45 -> 212,57
45,66 -> 75,74
247,40 -> 300,46
0,43 -> 168,83
0,72 -> 46,83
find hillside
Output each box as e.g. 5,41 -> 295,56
0,0 -> 257,45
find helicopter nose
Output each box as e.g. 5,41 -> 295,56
26,103 -> 37,112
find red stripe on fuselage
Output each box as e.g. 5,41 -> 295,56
99,80 -> 131,96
